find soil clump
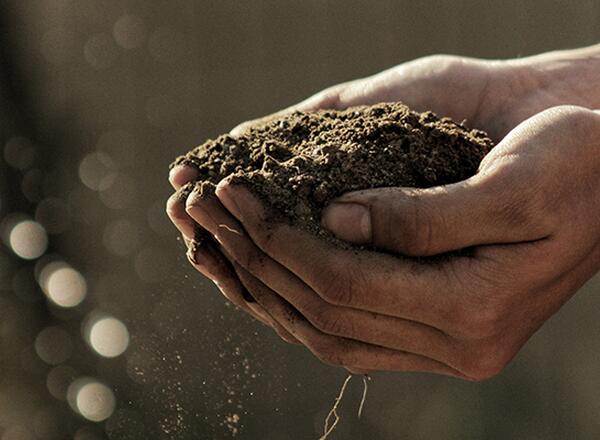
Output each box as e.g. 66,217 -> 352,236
171,102 -> 494,247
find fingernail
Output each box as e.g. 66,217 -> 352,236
187,245 -> 220,282
241,288 -> 256,303
186,189 -> 217,232
322,202 -> 372,243
169,165 -> 197,188
215,180 -> 242,220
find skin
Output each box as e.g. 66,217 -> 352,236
167,47 -> 600,380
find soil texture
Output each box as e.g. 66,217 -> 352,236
171,102 -> 494,247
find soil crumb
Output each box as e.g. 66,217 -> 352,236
171,102 -> 493,243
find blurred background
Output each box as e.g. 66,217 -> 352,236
0,0 -> 599,439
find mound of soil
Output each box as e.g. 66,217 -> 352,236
171,102 -> 494,245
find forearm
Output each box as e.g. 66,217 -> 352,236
514,43 -> 600,109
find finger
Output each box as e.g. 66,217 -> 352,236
180,186 -> 299,344
187,239 -> 266,322
189,239 -> 300,344
166,183 -> 197,240
185,186 -> 465,368
188,198 -> 516,379
169,165 -> 199,190
214,245 -> 301,345
215,181 -> 469,331
232,262 -> 464,377
320,168 -> 552,257
167,184 -> 277,332
194,179 -> 518,378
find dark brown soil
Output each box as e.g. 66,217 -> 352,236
171,102 -> 494,246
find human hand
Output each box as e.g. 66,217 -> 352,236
167,49 -> 600,374
168,54 -> 534,298
186,105 -> 600,380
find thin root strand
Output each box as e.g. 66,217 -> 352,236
357,374 -> 371,419
218,224 -> 243,235
320,374 -> 352,440
319,373 -> 371,440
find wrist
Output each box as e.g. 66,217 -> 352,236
509,44 -> 600,109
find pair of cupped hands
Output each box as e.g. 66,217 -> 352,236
167,54 -> 600,380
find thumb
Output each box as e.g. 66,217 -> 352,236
320,106 -> 598,256
320,175 -> 543,257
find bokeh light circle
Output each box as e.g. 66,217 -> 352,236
40,263 -> 87,308
87,316 -> 130,358
68,378 -> 116,422
78,152 -> 116,191
113,15 -> 146,49
8,220 -> 48,260
4,137 -> 35,170
35,326 -> 73,365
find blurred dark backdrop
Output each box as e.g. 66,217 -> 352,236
0,1 -> 599,439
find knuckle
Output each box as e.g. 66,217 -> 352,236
419,54 -> 483,79
420,54 -> 459,67
251,221 -> 277,252
319,278 -> 351,306
244,250 -> 267,275
309,308 -> 349,336
317,265 -> 361,307
563,106 -> 600,138
312,85 -> 344,109
396,193 -> 436,256
543,105 -> 594,125
229,240 -> 263,273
